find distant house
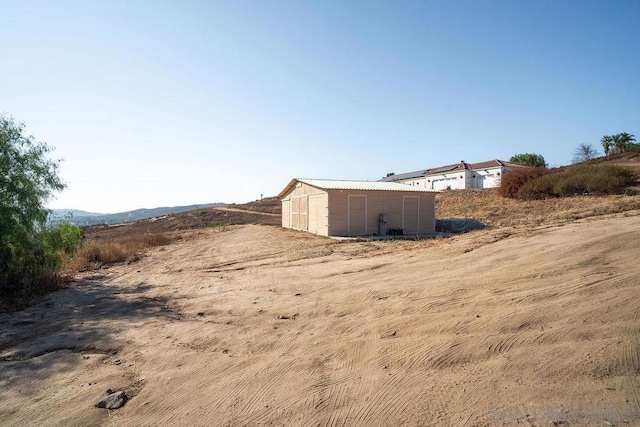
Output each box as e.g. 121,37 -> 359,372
278,179 -> 438,237
380,160 -> 521,190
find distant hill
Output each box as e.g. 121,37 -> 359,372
52,209 -> 105,218
83,197 -> 281,240
51,203 -> 226,226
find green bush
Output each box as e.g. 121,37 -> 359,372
0,222 -> 84,309
44,223 -> 84,257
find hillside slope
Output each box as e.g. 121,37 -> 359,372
84,197 -> 281,239
2,213 -> 640,425
83,187 -> 640,240
81,152 -> 640,238
436,188 -> 640,229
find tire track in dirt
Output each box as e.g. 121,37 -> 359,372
382,336 -> 481,371
308,360 -> 354,426
319,263 -> 391,279
458,376 -> 495,427
236,360 -> 301,424
326,381 -> 350,427
302,324 -> 380,426
624,308 -> 640,414
207,362 -> 265,413
336,329 -> 379,426
349,373 -> 423,425
407,296 -> 467,315
484,330 -> 545,356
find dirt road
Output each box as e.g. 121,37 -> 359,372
2,213 -> 640,426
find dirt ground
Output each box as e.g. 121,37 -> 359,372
2,212 -> 640,426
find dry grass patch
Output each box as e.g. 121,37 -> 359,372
0,268 -> 64,312
67,233 -> 177,272
436,188 -> 640,229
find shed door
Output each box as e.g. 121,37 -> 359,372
291,196 -> 308,231
403,196 -> 419,234
348,195 -> 366,236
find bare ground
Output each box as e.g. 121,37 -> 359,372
2,210 -> 640,426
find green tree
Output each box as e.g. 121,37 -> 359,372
0,114 -> 81,306
572,143 -> 600,164
509,153 -> 547,167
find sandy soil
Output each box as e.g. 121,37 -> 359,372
2,213 -> 640,426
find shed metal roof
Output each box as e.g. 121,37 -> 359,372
278,178 -> 438,198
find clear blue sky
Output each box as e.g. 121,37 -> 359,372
2,0 -> 638,213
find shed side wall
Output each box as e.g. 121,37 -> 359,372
327,190 -> 435,236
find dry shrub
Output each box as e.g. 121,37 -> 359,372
0,268 -> 63,312
437,187 -> 640,230
137,233 -> 172,247
500,164 -> 637,200
499,167 -> 548,198
519,164 -> 637,200
68,233 -> 175,272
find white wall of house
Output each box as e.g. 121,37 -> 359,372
391,166 -> 507,190
428,172 -> 468,190
471,167 -> 504,188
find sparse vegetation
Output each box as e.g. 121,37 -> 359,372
68,233 -> 175,272
211,222 -> 231,231
498,166 -> 549,198
231,197 -> 281,214
437,187 -> 640,229
500,163 -> 637,200
519,164 -> 637,199
60,200 -> 282,277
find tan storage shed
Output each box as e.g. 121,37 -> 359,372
278,179 -> 438,237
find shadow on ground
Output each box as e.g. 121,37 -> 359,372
0,274 -> 176,390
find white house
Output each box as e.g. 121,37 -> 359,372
380,160 -> 522,190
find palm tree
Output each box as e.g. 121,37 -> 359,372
601,135 -> 613,155
611,132 -> 636,154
